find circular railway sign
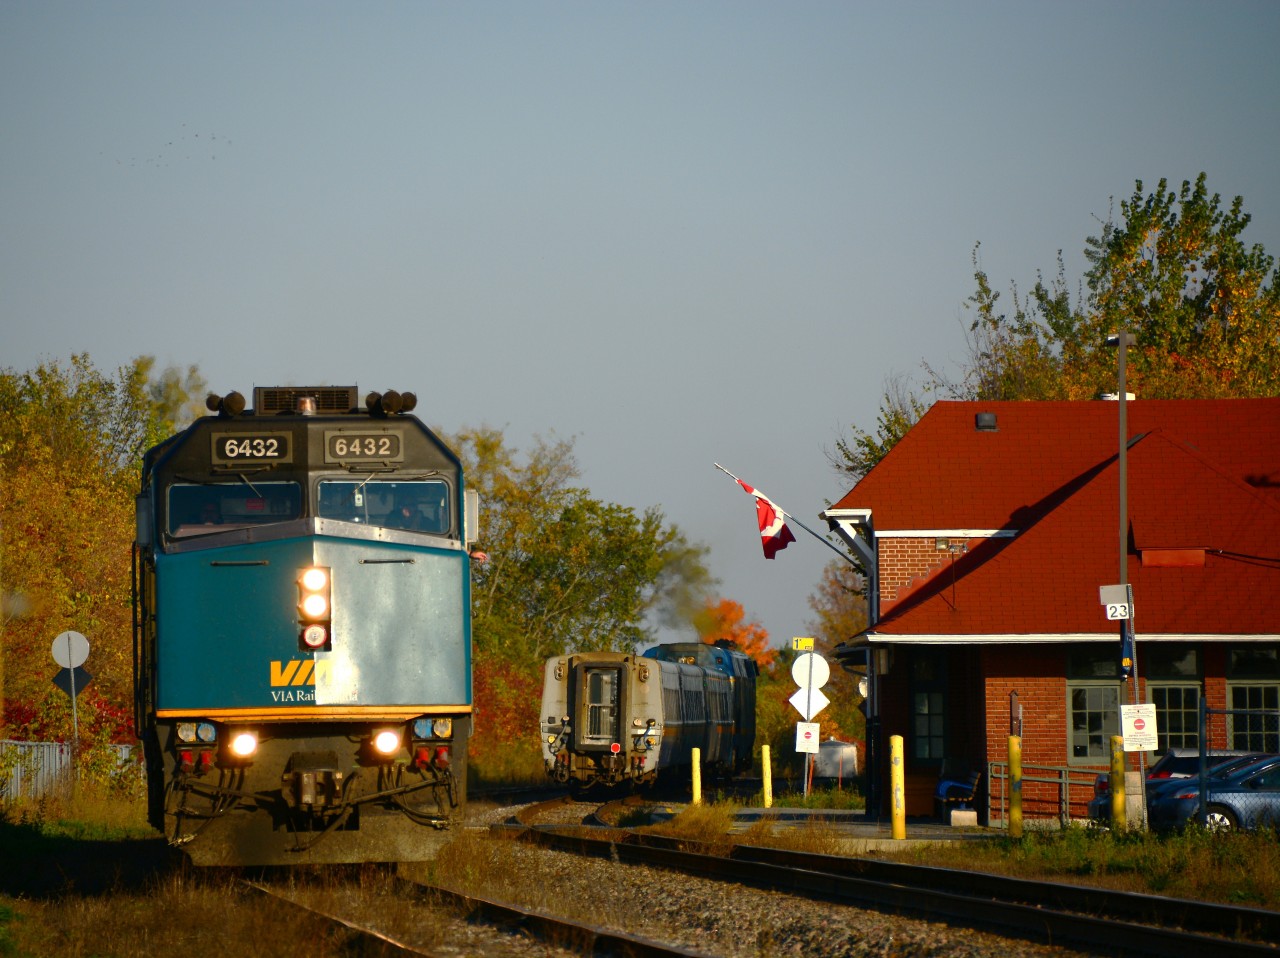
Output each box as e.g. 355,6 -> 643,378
791,652 -> 829,689
52,631 -> 90,669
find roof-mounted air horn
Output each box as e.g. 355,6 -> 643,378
365,390 -> 418,417
205,391 -> 246,418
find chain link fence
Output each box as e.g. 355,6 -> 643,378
1195,705 -> 1280,830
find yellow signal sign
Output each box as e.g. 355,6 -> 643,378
791,636 -> 815,651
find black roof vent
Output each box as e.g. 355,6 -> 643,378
975,411 -> 998,432
253,386 -> 359,416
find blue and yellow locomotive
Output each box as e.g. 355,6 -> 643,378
133,385 -> 476,865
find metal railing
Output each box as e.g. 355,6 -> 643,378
987,760 -> 1102,828
1,740 -> 138,801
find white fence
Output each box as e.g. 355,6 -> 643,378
1,740 -> 139,800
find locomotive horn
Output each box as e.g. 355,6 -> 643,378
364,390 -> 411,417
206,391 -> 245,417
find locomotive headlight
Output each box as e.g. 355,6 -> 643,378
301,593 -> 328,618
229,731 -> 258,758
297,566 -> 332,651
300,567 -> 328,592
176,722 -> 198,743
196,722 -> 217,743
432,718 -> 452,738
372,729 -> 401,755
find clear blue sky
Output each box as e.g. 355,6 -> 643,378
4,2 -> 1278,649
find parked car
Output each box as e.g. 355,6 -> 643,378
1087,749 -> 1259,822
1147,755 -> 1280,832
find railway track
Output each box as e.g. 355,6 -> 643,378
503,797 -> 1279,957
232,795 -> 1278,957
243,869 -> 713,957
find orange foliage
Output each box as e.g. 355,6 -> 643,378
693,597 -> 776,669
470,654 -> 543,764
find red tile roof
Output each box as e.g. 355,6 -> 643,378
835,399 -> 1280,638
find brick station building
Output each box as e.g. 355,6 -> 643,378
822,398 -> 1280,822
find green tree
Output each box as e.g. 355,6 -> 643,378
442,425 -> 713,780
833,173 -> 1280,482
445,426 -> 713,661
829,372 -> 929,482
142,359 -> 208,435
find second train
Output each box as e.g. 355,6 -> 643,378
540,641 -> 757,790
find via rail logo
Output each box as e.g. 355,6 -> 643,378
270,659 -> 332,688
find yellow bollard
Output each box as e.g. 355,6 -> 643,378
691,747 -> 702,806
1109,735 -> 1127,829
890,735 -> 906,839
1008,735 -> 1023,839
762,744 -> 773,809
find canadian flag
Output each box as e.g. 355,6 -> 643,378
736,479 -> 797,559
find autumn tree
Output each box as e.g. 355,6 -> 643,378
833,173 -> 1280,482
802,559 -> 869,745
447,426 -> 712,663
692,597 -> 775,669
0,355 -> 199,740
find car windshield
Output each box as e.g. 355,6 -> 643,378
317,478 -> 450,534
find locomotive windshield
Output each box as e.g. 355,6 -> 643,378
167,481 -> 302,537
317,478 -> 451,534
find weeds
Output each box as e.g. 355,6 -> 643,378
891,823 -> 1280,908
647,800 -> 741,853
2,779 -> 153,840
768,783 -> 865,811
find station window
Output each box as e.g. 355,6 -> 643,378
1145,645 -> 1201,754
1226,645 -> 1280,752
1067,646 -> 1122,762
909,648 -> 946,764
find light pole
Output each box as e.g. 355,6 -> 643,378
1107,330 -> 1146,827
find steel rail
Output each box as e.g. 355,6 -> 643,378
241,880 -> 433,957
728,841 -> 1280,944
515,829 -> 1278,957
244,869 -> 713,957
394,875 -> 718,958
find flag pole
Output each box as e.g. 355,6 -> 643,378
714,463 -> 857,567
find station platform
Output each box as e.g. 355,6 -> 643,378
648,805 -> 998,851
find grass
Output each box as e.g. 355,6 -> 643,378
610,791 -> 1280,910
886,823 -> 1280,908
5,779 -> 1276,958
0,870 -> 376,957
767,782 -> 866,810
2,783 -> 154,842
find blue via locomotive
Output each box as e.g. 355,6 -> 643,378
133,386 -> 477,865
539,641 -> 757,790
